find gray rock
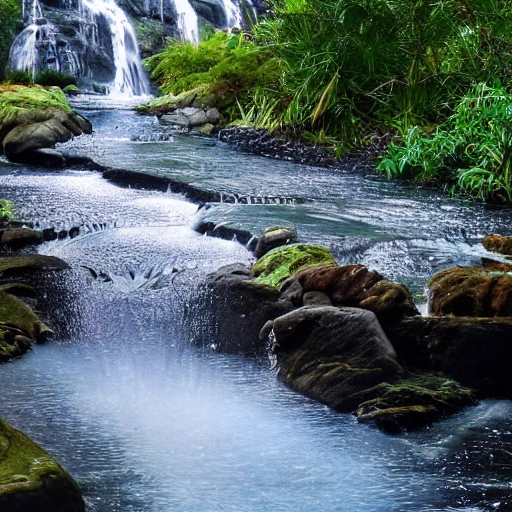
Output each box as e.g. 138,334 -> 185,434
272,306 -> 403,412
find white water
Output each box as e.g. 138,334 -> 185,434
78,0 -> 150,97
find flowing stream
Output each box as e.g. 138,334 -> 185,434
0,107 -> 511,511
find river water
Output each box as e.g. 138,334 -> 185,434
0,107 -> 511,511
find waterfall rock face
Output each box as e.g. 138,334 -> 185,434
7,0 -> 258,95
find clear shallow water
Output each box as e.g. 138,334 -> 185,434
59,109 -> 512,296
0,109 -> 510,511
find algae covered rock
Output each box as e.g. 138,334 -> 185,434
251,243 -> 337,289
0,85 -> 92,162
482,234 -> 512,256
356,374 -> 476,433
271,306 -> 403,412
0,417 -> 85,512
428,266 -> 512,317
0,255 -> 69,278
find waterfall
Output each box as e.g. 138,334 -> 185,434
172,0 -> 198,44
8,0 -> 150,97
78,0 -> 150,96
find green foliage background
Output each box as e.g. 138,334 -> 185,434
0,0 -> 22,82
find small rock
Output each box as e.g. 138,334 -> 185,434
1,228 -> 43,250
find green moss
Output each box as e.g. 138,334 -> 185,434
0,292 -> 52,340
0,85 -> 73,138
0,200 -> 14,223
135,85 -> 211,115
360,374 -> 476,412
251,243 -> 336,289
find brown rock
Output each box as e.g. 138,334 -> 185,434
482,234 -> 512,255
1,228 -> 43,251
295,264 -> 384,306
428,266 -> 512,317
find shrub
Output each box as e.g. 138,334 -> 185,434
0,0 -> 22,82
378,82 -> 512,203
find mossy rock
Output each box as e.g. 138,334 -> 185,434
0,292 -> 52,341
251,243 -> 337,289
356,374 -> 476,432
0,85 -> 91,161
0,255 -> 69,278
135,85 -> 212,116
428,266 -> 512,317
482,234 -> 512,256
62,85 -> 79,95
0,417 -> 85,512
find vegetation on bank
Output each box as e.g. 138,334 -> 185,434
0,0 -> 22,82
142,0 -> 512,203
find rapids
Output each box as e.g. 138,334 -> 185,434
0,108 -> 510,511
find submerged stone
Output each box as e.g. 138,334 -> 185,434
356,374 -> 476,433
0,417 -> 85,512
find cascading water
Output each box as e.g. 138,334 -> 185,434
8,0 -> 150,97
78,0 -> 150,96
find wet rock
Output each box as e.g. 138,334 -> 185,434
160,107 -> 222,130
1,228 -> 44,251
359,279 -> 419,324
428,266 -> 512,317
0,255 -> 69,278
254,226 -> 297,259
0,292 -> 53,342
185,263 -> 294,355
281,263 -> 418,322
272,306 -> 403,412
302,291 -> 332,306
0,417 -> 85,512
385,315 -> 512,396
0,86 -> 92,163
356,374 -> 476,433
250,244 -> 337,289
482,234 -> 512,256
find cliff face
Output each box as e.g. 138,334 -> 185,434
6,0 -> 258,95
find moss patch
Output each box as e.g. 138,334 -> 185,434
0,85 -> 73,143
0,417 -> 85,512
251,243 -> 336,289
136,85 -> 211,115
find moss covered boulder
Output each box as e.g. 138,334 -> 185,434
0,417 -> 85,512
0,85 -> 92,162
356,374 -> 476,432
482,234 -> 512,256
280,263 -> 418,323
428,266 -> 512,317
251,244 -> 337,289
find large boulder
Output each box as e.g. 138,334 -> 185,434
0,86 -> 92,163
281,263 -> 419,323
385,315 -> 512,397
185,263 -> 294,354
271,306 -> 403,412
0,417 -> 85,512
428,266 -> 512,317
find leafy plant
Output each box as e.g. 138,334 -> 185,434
0,200 -> 14,223
378,82 -> 512,202
0,0 -> 22,82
